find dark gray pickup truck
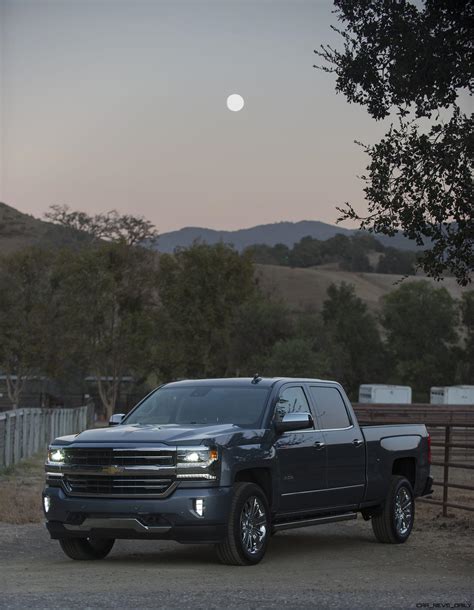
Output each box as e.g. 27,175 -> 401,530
43,377 -> 433,565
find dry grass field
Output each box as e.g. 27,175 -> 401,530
256,263 -> 470,313
0,202 -> 51,254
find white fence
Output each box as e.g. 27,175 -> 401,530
0,406 -> 92,467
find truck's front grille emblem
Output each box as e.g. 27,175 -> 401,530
59,447 -> 178,498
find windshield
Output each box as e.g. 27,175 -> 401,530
125,385 -> 270,428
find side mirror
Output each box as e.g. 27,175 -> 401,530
274,412 -> 313,433
109,413 -> 125,427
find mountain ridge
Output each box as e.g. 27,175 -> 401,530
0,202 -> 419,255
156,220 -> 419,253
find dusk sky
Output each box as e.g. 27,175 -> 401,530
0,0 -> 394,233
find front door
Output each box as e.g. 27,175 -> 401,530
274,385 -> 327,513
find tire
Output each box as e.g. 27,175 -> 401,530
216,482 -> 270,566
372,475 -> 415,544
59,537 -> 115,560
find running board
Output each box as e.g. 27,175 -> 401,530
273,512 -> 357,532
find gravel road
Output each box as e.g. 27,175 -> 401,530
0,510 -> 472,610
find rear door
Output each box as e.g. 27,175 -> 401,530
274,384 -> 327,513
308,385 -> 366,509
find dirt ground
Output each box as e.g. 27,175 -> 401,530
0,455 -> 45,524
0,454 -> 472,609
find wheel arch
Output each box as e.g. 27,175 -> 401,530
234,467 -> 273,508
392,457 -> 417,489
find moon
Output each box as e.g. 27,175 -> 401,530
226,94 -> 245,112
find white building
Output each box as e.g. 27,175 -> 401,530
430,386 -> 474,405
358,384 -> 412,404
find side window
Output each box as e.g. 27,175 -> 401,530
275,386 -> 313,427
309,386 -> 351,430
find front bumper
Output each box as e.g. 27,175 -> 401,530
43,485 -> 233,543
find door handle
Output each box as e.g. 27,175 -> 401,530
353,439 -> 364,447
314,441 -> 325,450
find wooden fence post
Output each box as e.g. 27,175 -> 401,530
443,425 -> 451,518
12,412 -> 20,464
4,413 -> 12,467
0,415 -> 5,467
28,409 -> 35,456
22,409 -> 28,460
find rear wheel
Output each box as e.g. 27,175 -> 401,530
216,482 -> 270,565
372,475 -> 414,544
59,537 -> 115,560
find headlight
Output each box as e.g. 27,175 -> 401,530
176,447 -> 218,480
177,448 -> 218,466
47,448 -> 65,463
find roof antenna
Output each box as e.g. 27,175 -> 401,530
251,373 -> 262,384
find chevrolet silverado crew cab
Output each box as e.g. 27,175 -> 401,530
43,377 -> 433,565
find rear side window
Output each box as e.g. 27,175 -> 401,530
309,386 -> 351,430
275,386 -> 313,428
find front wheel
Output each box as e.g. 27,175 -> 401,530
372,475 -> 415,544
59,537 -> 115,560
216,482 -> 270,565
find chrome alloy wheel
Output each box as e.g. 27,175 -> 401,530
394,487 -> 413,536
240,495 -> 267,555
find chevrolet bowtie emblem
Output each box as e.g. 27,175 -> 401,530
102,465 -> 125,475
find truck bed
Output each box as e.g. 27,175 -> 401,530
360,424 -> 430,504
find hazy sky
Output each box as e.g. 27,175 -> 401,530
1,0 -> 393,233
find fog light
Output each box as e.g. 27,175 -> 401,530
43,496 -> 51,513
194,498 -> 204,516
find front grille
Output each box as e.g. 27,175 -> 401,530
63,448 -> 175,467
63,474 -> 175,497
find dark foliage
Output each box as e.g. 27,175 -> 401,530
246,232 -> 417,275
315,0 -> 473,285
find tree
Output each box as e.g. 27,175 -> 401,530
321,282 -> 386,398
289,236 -> 324,267
381,280 -> 458,396
46,204 -> 159,247
229,297 -> 293,375
338,237 -> 373,272
57,242 -> 159,418
376,247 -> 417,275
316,0 -> 473,285
0,248 -> 58,407
265,338 -> 324,378
156,243 -> 258,379
245,243 -> 290,266
460,291 -> 474,381
320,234 -> 352,264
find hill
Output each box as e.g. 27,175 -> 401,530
256,264 -> 469,313
1,204 -> 418,256
0,202 -> 86,254
0,203 -> 467,312
156,220 -> 419,253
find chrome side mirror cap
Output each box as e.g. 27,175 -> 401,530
274,412 -> 313,433
109,413 -> 125,427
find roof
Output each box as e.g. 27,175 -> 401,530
359,384 -> 411,390
163,377 -> 334,389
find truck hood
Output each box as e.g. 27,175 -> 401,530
62,423 -> 265,446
